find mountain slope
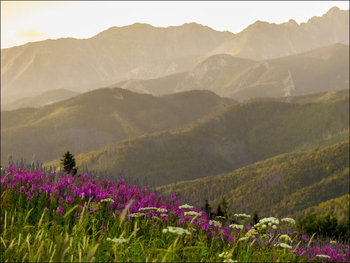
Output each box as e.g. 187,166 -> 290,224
120,43 -> 349,100
210,7 -> 349,60
2,89 -> 79,110
156,140 -> 349,220
2,7 -> 348,103
1,23 -> 234,102
48,93 -> 349,186
1,88 -> 233,163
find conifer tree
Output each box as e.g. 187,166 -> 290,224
60,151 -> 78,176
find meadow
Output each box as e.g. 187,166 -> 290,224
1,166 -> 349,262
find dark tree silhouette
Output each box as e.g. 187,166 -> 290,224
60,151 -> 78,176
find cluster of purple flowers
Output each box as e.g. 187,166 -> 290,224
1,165 -> 349,262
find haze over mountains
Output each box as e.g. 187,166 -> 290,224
1,7 -> 348,104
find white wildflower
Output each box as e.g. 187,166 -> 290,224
245,229 -> 258,237
107,237 -> 128,244
234,213 -> 251,218
229,224 -> 244,230
160,213 -> 168,217
330,240 -> 337,244
279,243 -> 292,249
216,216 -> 226,219
218,251 -> 230,258
209,220 -> 222,227
162,226 -> 191,235
279,234 -> 292,243
224,259 -> 237,263
238,237 -> 249,242
179,204 -> 194,209
184,211 -> 201,217
281,217 -> 296,224
272,225 -> 277,230
129,213 -> 145,218
99,198 -> 114,203
258,217 -> 279,225
156,208 -> 168,213
316,255 -> 331,259
139,206 -> 158,211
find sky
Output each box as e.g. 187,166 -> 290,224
1,1 -> 349,49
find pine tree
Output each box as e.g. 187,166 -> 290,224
60,151 -> 78,176
204,199 -> 212,218
220,196 -> 229,218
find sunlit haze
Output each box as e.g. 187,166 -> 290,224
1,1 -> 349,49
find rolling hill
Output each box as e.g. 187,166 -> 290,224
156,140 -> 349,220
44,91 -> 349,186
1,88 -> 233,163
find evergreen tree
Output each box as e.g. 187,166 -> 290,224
253,212 -> 259,225
216,204 -> 224,217
220,196 -> 229,218
204,199 -> 212,218
60,151 -> 78,176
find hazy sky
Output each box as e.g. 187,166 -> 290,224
1,1 -> 349,48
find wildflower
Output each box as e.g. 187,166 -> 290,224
99,198 -> 114,203
129,213 -> 145,218
234,213 -> 251,218
316,254 -> 331,259
219,251 -> 230,258
224,260 -> 237,263
229,224 -> 244,230
281,217 -> 296,224
216,216 -> 226,219
245,229 -> 258,237
330,240 -> 337,244
238,237 -> 249,242
279,234 -> 292,243
156,208 -> 168,213
272,225 -> 277,230
107,237 -> 128,244
258,217 -> 279,225
179,204 -> 193,209
279,243 -> 292,249
162,226 -> 191,235
139,206 -> 158,211
209,220 -> 222,227
184,211 -> 201,217
170,194 -> 176,200
57,205 -> 63,215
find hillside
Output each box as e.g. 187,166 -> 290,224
120,43 -> 349,100
2,89 -> 79,110
156,140 -> 350,220
46,93 -> 349,186
210,7 -> 349,60
1,23 -> 234,103
1,88 -> 233,163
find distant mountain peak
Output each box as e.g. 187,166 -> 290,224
326,6 -> 341,15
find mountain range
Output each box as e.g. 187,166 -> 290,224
1,88 -> 234,162
43,89 -> 349,187
1,7 -> 348,104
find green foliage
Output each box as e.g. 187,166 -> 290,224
51,93 -> 349,187
298,212 -> 350,241
157,140 -> 349,220
60,151 -> 78,175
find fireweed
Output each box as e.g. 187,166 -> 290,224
0,166 -> 349,262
